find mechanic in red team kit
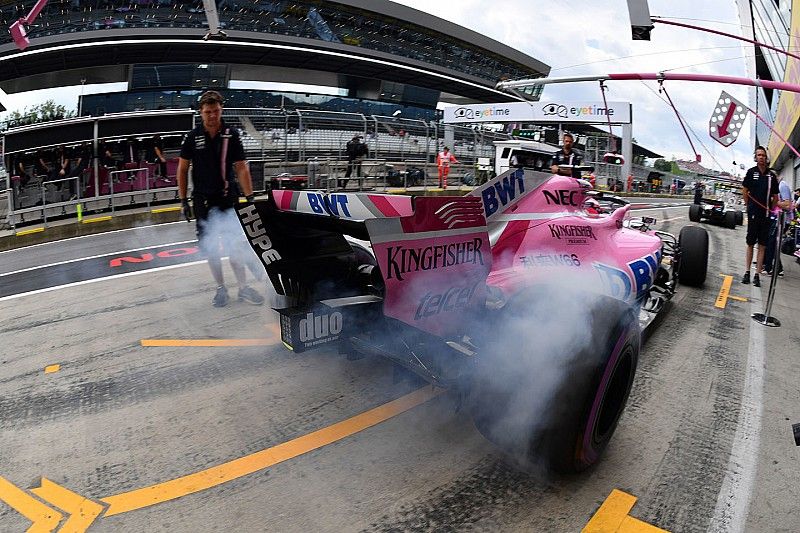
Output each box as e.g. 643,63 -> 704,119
741,145 -> 779,287
177,90 -> 264,307
437,146 -> 459,189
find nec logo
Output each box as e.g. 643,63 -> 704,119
308,193 -> 352,217
482,169 -> 525,217
543,189 -> 580,207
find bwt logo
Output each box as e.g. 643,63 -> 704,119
482,169 -> 525,217
594,250 -> 662,301
307,193 -> 352,218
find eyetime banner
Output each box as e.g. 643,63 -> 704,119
442,101 -> 631,124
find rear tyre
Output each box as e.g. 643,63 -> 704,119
735,209 -> 744,226
469,289 -> 640,474
689,204 -> 701,222
678,226 -> 709,287
724,210 -> 736,229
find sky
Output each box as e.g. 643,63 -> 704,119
0,0 -> 757,174
390,0 -> 755,174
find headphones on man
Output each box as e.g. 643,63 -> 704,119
754,145 -> 770,164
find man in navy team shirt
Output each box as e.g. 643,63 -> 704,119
741,146 -> 779,287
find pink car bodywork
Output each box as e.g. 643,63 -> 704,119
264,169 -> 662,340
470,170 -> 662,308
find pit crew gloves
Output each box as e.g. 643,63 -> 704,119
181,198 -> 192,222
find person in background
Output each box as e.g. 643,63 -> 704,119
151,135 -> 168,180
178,90 -> 264,308
342,135 -> 368,189
763,172 -> 793,277
12,153 -> 32,190
437,145 -> 459,189
693,180 -> 705,205
549,132 -> 583,178
123,137 -> 139,166
67,143 -> 91,200
741,146 -> 779,287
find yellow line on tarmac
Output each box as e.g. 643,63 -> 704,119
0,475 -> 63,532
583,489 -> 668,532
715,275 -> 733,309
16,227 -> 45,236
44,364 -> 60,374
31,478 -> 104,532
100,386 -> 442,516
81,216 -> 113,224
151,206 -> 181,214
141,339 -> 274,347
729,295 -> 749,302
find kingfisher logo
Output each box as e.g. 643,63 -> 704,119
453,106 -> 510,120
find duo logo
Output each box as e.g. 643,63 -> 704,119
481,169 -> 525,217
307,193 -> 352,218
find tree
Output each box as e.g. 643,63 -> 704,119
653,159 -> 672,172
5,99 -> 75,128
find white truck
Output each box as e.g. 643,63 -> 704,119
493,139 -> 559,175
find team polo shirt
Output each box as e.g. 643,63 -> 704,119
550,149 -> 583,178
742,166 -> 779,217
179,120 -> 245,195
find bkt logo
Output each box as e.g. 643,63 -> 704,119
594,250 -> 662,301
453,107 -> 475,119
482,169 -> 525,217
299,311 -> 343,343
307,193 -> 352,217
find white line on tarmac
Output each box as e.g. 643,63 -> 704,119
0,221 -> 188,255
708,284 -> 766,533
0,260 -> 209,303
0,240 -> 198,278
634,204 -> 691,211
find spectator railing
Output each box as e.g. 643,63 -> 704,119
2,108 -> 509,230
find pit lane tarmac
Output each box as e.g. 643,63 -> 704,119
1,205 -> 799,532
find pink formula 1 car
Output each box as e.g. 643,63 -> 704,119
237,168 -> 708,473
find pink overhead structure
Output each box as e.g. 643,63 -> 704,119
496,72 -> 800,95
9,0 -> 49,51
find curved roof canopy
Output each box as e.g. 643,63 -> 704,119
0,0 -> 549,102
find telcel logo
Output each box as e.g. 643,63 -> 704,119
299,311 -> 343,342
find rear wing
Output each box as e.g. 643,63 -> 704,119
366,196 -> 491,338
236,190 -> 491,340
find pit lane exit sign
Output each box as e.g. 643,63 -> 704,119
709,91 -> 748,147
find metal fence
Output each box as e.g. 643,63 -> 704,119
1,108 -> 510,230
222,108 -> 509,192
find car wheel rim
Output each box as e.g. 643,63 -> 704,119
594,344 -> 635,444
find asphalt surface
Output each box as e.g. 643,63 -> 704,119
1,199 -> 799,532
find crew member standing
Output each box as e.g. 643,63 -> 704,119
151,134 -> 168,181
437,146 -> 459,189
549,132 -> 583,178
693,180 -> 705,205
178,90 -> 264,308
741,145 -> 779,287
